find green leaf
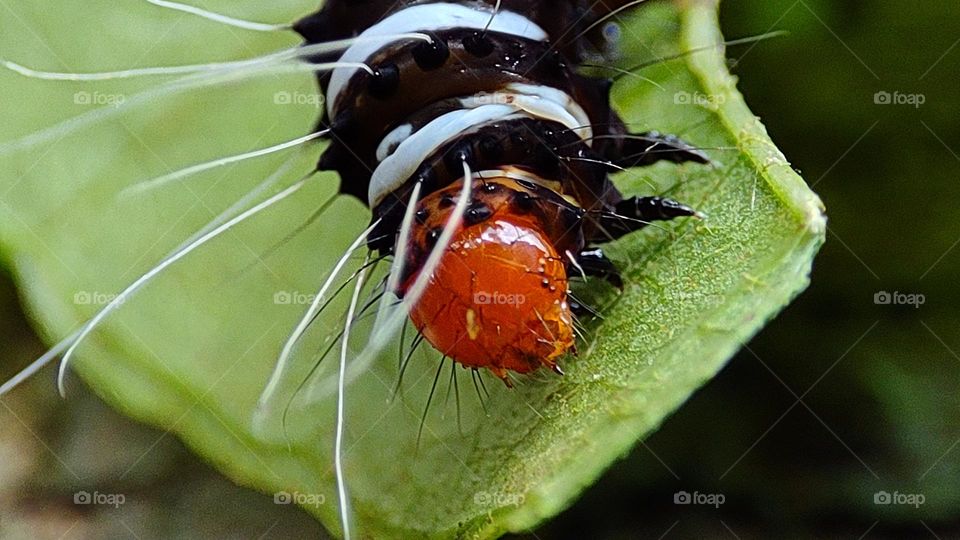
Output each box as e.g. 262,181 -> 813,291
0,0 -> 824,537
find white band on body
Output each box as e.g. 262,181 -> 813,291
369,84 -> 594,207
376,123 -> 413,162
369,104 -> 522,207
459,83 -> 594,142
326,2 -> 549,116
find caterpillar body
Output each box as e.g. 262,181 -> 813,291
295,0 -> 708,382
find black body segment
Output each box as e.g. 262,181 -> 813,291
296,0 -> 705,273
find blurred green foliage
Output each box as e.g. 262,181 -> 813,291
535,1 -> 960,538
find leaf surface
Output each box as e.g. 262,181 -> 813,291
0,0 -> 824,537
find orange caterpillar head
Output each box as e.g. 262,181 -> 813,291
398,173 -> 586,382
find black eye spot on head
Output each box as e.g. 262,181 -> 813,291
438,194 -> 456,209
368,62 -> 400,99
413,33 -> 449,70
463,32 -> 495,57
465,202 -> 493,225
415,208 -> 429,224
426,227 -> 443,248
513,191 -> 536,212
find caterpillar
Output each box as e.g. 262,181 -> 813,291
0,1 -> 732,537
292,0 -> 708,384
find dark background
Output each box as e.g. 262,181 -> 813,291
2,1 -> 959,538
538,1 -> 960,538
